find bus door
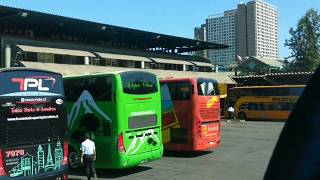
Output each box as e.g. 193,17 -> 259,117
119,72 -> 161,156
196,79 -> 221,147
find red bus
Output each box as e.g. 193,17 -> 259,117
160,78 -> 221,151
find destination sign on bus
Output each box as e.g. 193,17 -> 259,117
120,71 -> 158,94
127,81 -> 154,90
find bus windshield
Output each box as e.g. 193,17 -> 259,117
197,78 -> 219,96
120,71 -> 158,94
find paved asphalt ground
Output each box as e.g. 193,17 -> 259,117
69,121 -> 285,180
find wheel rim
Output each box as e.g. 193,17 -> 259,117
69,151 -> 80,169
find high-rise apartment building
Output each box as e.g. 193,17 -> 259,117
236,0 -> 279,60
195,0 -> 279,67
206,10 -> 236,67
194,24 -> 208,59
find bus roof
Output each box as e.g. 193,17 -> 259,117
231,85 -> 306,89
63,70 -> 156,79
160,77 -> 218,83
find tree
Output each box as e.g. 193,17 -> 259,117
285,9 -> 320,72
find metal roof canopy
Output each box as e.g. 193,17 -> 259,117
150,58 -> 193,65
14,44 -> 214,65
16,44 -> 95,57
0,5 -> 228,53
252,56 -> 283,68
21,61 -> 236,84
96,52 -> 151,62
191,61 -> 214,67
233,72 -> 314,86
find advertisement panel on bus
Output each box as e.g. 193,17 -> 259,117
0,69 -> 68,179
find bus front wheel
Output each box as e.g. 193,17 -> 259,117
238,112 -> 246,121
69,148 -> 81,169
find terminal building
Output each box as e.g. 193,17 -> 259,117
0,6 -> 236,86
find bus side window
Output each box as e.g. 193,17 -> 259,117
207,81 -> 219,96
289,103 -> 296,110
64,79 -> 86,101
166,82 -> 191,100
281,103 -> 290,111
274,103 -> 283,110
253,103 -> 258,110
240,104 -> 247,110
290,87 -> 304,96
168,83 -> 177,100
87,76 -> 112,101
268,104 -> 275,110
248,103 -> 258,110
191,84 -> 195,94
103,121 -> 111,136
257,104 -> 263,110
198,82 -> 205,96
263,103 -> 271,110
112,91 -> 117,103
176,82 -> 191,100
105,77 -> 112,101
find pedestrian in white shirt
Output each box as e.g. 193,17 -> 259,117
81,133 -> 97,180
227,106 -> 235,120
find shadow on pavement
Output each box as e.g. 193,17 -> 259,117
164,150 -> 213,158
68,166 -> 152,179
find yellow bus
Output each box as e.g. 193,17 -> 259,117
225,85 -> 305,121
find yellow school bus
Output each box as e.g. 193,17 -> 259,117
224,85 -> 305,121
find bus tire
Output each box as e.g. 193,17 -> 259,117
238,112 -> 246,121
68,147 -> 81,170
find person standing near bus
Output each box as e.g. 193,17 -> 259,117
227,106 -> 235,120
81,133 -> 97,180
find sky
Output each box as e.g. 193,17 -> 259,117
0,0 -> 319,60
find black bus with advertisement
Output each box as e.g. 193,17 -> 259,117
0,68 -> 68,179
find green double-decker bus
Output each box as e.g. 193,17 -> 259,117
63,71 -> 163,169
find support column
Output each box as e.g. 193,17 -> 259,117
141,61 -> 145,69
84,56 -> 89,65
183,64 -> 186,71
5,44 -> 11,68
